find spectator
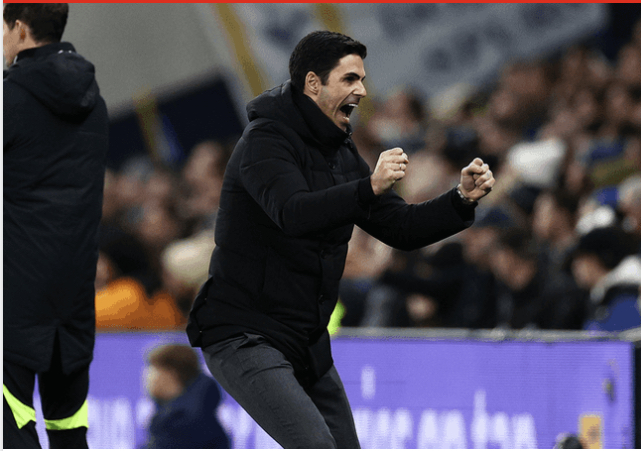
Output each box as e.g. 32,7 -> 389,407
101,169 -> 122,226
554,433 -> 584,449
180,140 -> 230,234
94,249 -> 184,330
492,229 -> 585,330
497,60 -> 552,140
369,241 -> 499,329
569,88 -> 604,131
96,211 -> 185,330
570,226 -> 641,332
144,344 -> 230,449
160,230 -> 216,318
145,165 -> 179,210
339,227 -> 392,327
461,206 -> 518,272
137,186 -> 184,257
615,44 -> 641,88
359,250 -> 420,328
398,148 -> 459,204
98,222 -> 157,293
94,250 -> 148,329
618,174 -> 641,251
366,88 -> 427,154
473,112 -> 521,165
111,155 -> 154,234
135,200 -> 185,295
440,125 -> 494,176
447,206 -> 522,329
532,188 -> 581,273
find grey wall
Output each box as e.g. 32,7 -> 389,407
57,3 -> 224,116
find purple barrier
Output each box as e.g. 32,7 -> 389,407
33,332 -> 635,449
333,338 -> 634,449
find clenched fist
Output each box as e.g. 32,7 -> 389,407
371,148 -> 409,196
459,157 -> 495,202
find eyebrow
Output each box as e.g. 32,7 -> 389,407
343,72 -> 366,82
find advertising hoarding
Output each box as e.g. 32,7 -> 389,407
34,332 -> 634,449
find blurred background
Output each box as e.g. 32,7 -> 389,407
10,3 -> 641,449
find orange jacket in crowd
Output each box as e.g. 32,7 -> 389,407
95,277 -> 185,330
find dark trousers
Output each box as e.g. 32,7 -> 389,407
3,344 -> 90,449
203,333 -> 360,449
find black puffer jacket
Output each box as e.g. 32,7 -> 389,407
4,42 -> 108,373
187,81 -> 474,384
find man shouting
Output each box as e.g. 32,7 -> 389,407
187,30 -> 494,448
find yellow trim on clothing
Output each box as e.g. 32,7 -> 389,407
44,400 -> 89,430
3,384 -> 36,429
329,300 -> 346,336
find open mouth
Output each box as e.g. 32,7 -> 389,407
339,103 -> 359,119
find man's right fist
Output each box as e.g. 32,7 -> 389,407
370,147 -> 409,196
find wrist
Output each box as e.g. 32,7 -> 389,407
370,175 -> 384,196
456,184 -> 476,205
360,177 -> 379,203
370,179 -> 379,196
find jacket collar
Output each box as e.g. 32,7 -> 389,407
14,42 -> 76,65
291,84 -> 352,152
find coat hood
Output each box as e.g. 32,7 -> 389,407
4,42 -> 100,119
247,81 -> 309,137
246,81 -> 351,151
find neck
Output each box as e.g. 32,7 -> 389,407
15,38 -> 45,58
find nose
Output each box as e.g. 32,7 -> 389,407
355,80 -> 367,98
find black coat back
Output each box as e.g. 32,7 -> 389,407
3,42 -> 108,373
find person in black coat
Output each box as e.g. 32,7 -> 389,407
187,30 -> 495,448
492,229 -> 586,330
3,4 -> 108,448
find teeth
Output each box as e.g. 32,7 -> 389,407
340,103 -> 359,119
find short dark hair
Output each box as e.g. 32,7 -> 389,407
497,228 -> 539,262
3,4 -> 69,44
147,344 -> 201,387
548,189 -> 579,217
289,30 -> 367,91
574,226 -> 632,270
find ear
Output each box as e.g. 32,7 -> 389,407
15,20 -> 27,41
304,71 -> 321,97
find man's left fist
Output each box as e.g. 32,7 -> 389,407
459,157 -> 495,202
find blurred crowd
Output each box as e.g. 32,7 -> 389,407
96,19 -> 641,333
95,140 -> 231,330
